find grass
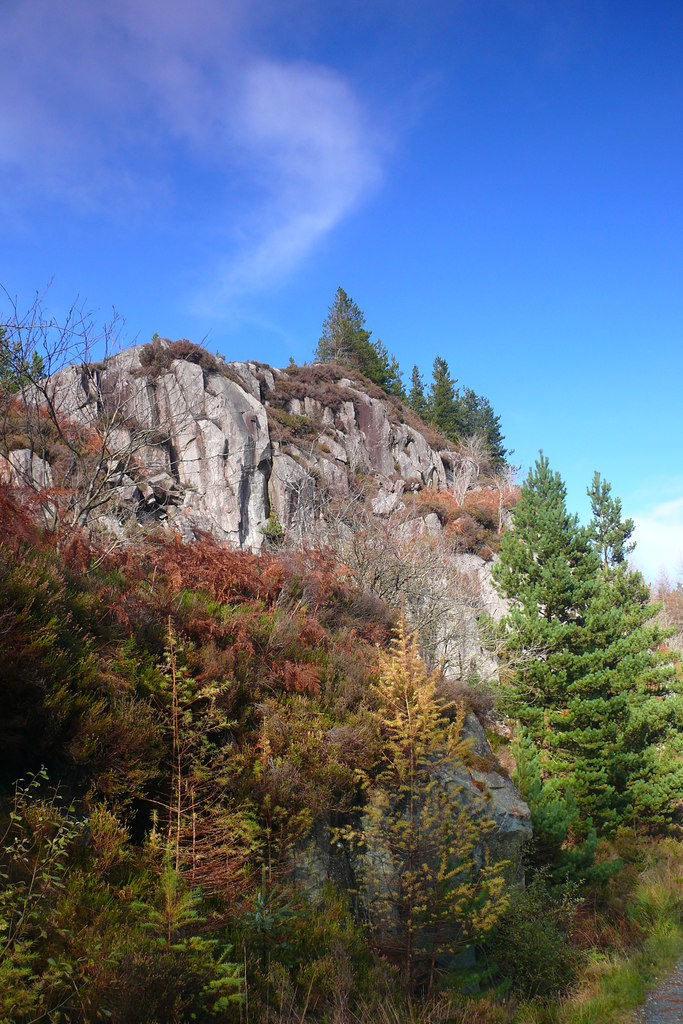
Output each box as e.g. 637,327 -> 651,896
513,838 -> 683,1024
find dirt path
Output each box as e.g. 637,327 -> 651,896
634,958 -> 683,1023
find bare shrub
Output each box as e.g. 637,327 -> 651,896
0,289 -> 173,531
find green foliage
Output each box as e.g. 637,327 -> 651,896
408,364 -> 429,420
455,387 -> 507,466
427,356 -> 459,438
486,874 -> 579,998
0,542 -> 161,797
130,846 -> 244,1018
511,730 -> 615,888
493,454 -> 683,834
0,769 -> 83,1022
424,355 -> 507,465
0,771 -> 244,1022
261,510 -> 285,547
314,287 -> 404,395
587,470 -> 635,570
2,468 -> 681,1020
0,324 -> 45,394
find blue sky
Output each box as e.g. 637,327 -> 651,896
1,0 -> 682,579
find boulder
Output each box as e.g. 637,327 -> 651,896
0,449 -> 53,489
294,712 -> 531,946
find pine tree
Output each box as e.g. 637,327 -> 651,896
587,471 -> 635,570
454,387 -> 507,466
315,287 -> 369,365
0,324 -> 45,394
343,620 -> 508,987
427,356 -> 458,438
314,288 -> 403,394
511,728 -> 606,886
407,365 -> 428,420
493,455 -> 682,833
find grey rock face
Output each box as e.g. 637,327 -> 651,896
294,712 -> 531,939
12,348 -> 508,681
37,350 -> 272,547
457,714 -> 532,875
0,449 -> 53,490
18,353 -> 500,585
32,348 -> 463,550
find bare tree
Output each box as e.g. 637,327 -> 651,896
652,568 -> 683,656
0,287 -> 169,531
451,433 -> 491,506
492,462 -> 519,534
321,496 -> 498,677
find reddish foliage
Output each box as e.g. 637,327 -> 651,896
462,486 -> 519,520
275,660 -> 322,695
59,529 -> 98,572
0,484 -> 47,549
415,489 -> 463,525
103,537 -> 287,606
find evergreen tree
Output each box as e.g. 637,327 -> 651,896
315,287 -> 370,365
493,454 -> 682,833
407,365 -> 428,420
314,288 -> 403,395
454,388 -> 507,467
0,324 -> 44,394
587,471 -> 635,570
512,728 -> 610,887
425,359 -> 507,464
427,356 -> 458,437
372,337 -> 405,397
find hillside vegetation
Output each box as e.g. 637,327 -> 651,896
0,297 -> 682,1023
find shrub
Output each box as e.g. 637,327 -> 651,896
267,406 -> 319,445
139,337 -> 221,378
486,875 -> 578,998
261,510 -> 285,547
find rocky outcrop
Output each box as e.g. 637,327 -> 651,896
0,448 -> 53,490
34,346 -> 464,549
294,713 -> 531,947
14,344 -> 508,681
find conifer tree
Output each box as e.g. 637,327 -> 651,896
314,287 -> 403,395
427,355 -> 458,437
493,454 -> 682,833
455,387 -> 507,467
315,287 -> 371,365
0,324 -> 45,394
587,471 -> 635,570
344,620 -> 508,987
511,728 -> 605,886
408,365 -> 428,420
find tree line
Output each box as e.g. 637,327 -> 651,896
314,287 -> 507,465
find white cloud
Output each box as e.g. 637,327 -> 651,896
632,496 -> 683,582
197,59 -> 383,305
0,1 -> 386,302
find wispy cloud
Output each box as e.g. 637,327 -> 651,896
0,1 -> 386,301
198,59 -> 383,306
632,496 -> 683,582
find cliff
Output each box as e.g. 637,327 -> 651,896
2,340 -> 513,681
33,344 -> 472,545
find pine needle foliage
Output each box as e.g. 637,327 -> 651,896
493,454 -> 683,834
314,287 -> 404,396
344,619 -> 509,989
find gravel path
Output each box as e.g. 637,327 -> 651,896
634,958 -> 683,1023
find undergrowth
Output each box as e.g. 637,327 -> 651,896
0,486 -> 681,1023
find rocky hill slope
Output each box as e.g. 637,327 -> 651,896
1,339 -> 514,680
34,342 -> 488,545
